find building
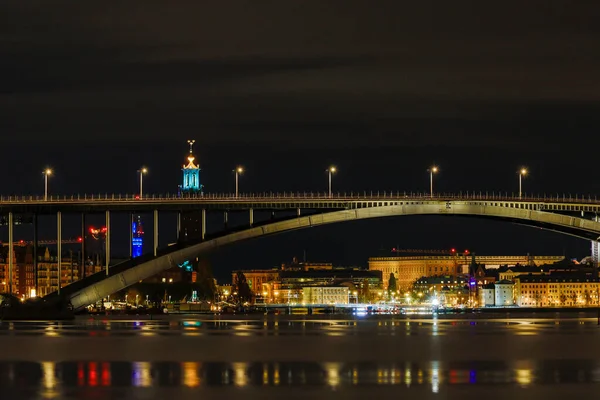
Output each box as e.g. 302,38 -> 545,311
479,283 -> 496,306
302,286 -> 349,305
497,266 -> 544,281
179,140 -> 204,242
413,275 -> 470,306
36,248 -> 82,297
232,266 -> 382,304
515,274 -> 600,307
494,280 -> 515,306
281,258 -> 333,271
131,215 -> 144,258
232,269 -> 280,296
369,254 -> 565,290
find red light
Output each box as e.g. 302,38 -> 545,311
78,237 -> 83,242
451,248 -> 456,253
19,240 -> 24,244
464,249 -> 469,254
89,227 -> 95,233
101,227 -> 107,232
392,248 -> 396,252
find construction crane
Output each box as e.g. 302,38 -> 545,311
0,238 -> 83,247
391,248 -> 471,256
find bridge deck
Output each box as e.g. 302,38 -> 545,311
0,193 -> 598,214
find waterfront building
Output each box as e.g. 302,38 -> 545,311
232,266 -> 382,304
515,274 -> 600,307
494,280 -> 515,306
231,269 -> 280,295
369,254 -> 565,290
302,286 -> 349,305
413,275 -> 470,306
0,246 -> 104,298
479,283 -> 496,306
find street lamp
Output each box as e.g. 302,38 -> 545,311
234,166 -> 243,197
326,166 -> 336,198
138,167 -> 148,199
43,168 -> 52,201
518,168 -> 527,198
428,165 -> 438,197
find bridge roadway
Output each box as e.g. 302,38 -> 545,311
0,192 -> 599,214
35,194 -> 600,312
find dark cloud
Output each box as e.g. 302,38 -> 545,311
1,0 -> 599,148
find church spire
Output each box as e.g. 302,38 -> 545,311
188,139 -> 195,154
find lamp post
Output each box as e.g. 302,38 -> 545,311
326,166 -> 336,198
428,165 -> 438,197
518,168 -> 527,198
234,166 -> 243,197
138,167 -> 148,199
43,168 -> 52,201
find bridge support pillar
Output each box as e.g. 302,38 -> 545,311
105,210 -> 110,275
153,210 -> 159,256
224,211 -> 228,229
249,208 -> 254,227
201,209 -> 206,240
592,240 -> 600,268
8,212 -> 13,294
297,208 -> 301,217
176,212 -> 181,241
57,211 -> 62,294
271,211 -> 275,220
33,213 -> 38,295
81,213 -> 86,279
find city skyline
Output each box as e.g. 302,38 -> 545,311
1,0 -> 599,288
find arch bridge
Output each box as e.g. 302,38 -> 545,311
26,193 -> 600,311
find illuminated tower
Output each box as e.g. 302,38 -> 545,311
179,140 -> 204,241
180,140 -> 203,194
132,215 -> 144,258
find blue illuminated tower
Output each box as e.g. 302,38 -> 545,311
131,215 -> 144,258
180,139 -> 203,194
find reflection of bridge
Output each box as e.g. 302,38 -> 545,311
1,192 -> 600,310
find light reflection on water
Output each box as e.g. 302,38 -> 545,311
0,360 -> 599,391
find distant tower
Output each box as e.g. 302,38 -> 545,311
180,140 -> 203,194
179,140 -> 204,242
131,215 -> 144,258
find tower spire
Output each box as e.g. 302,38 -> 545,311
188,139 -> 195,154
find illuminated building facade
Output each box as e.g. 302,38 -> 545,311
515,274 -> 600,307
302,286 -> 349,305
369,254 -> 565,290
132,215 -> 143,258
179,140 -> 204,242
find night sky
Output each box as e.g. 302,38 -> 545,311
1,1 -> 600,282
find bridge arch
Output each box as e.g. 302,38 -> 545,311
66,202 -> 600,310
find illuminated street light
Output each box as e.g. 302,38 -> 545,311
234,166 -> 243,197
326,166 -> 337,198
428,165 -> 438,197
519,168 -> 527,198
138,167 -> 148,199
43,168 -> 52,201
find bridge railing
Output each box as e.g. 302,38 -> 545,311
0,192 -> 598,203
